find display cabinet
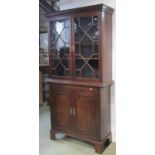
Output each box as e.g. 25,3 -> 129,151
47,4 -> 114,153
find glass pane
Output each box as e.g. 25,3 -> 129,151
81,65 -> 93,78
64,20 -> 70,27
94,43 -> 98,53
76,55 -> 83,59
59,47 -> 65,58
76,59 -> 85,69
64,46 -> 70,54
88,60 -> 99,70
74,26 -> 84,42
50,29 -> 58,45
92,54 -> 99,58
52,59 -> 59,68
64,54 -> 70,59
56,38 -> 65,52
80,45 -> 93,58
75,43 -> 79,54
50,22 -> 59,47
80,17 -> 92,31
81,36 -> 92,44
88,25 -> 99,41
74,17 -> 79,25
62,59 -> 70,68
61,28 -> 70,43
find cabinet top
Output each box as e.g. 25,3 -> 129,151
47,4 -> 114,17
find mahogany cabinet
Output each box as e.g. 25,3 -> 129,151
47,4 -> 114,153
50,84 -> 99,137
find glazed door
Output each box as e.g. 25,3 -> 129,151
52,87 -> 72,131
49,17 -> 71,78
72,87 -> 97,136
49,15 -> 100,80
73,15 -> 100,80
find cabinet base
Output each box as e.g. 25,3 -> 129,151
94,134 -> 112,153
50,130 -> 112,154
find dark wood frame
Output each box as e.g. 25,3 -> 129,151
47,4 -> 114,154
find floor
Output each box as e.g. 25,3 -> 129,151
39,105 -> 116,155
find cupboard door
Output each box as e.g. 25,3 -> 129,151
73,16 -> 100,79
72,87 -> 97,136
52,87 -> 72,130
49,18 -> 71,77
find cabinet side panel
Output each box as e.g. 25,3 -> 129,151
100,86 -> 111,140
102,12 -> 112,83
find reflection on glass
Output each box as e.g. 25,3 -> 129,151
61,28 -> 70,42
55,21 -> 64,34
93,16 -> 98,24
50,28 -> 58,45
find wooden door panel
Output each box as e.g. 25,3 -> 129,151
55,92 -> 70,126
51,84 -> 99,137
52,88 -> 72,130
75,95 -> 95,130
73,88 -> 97,136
